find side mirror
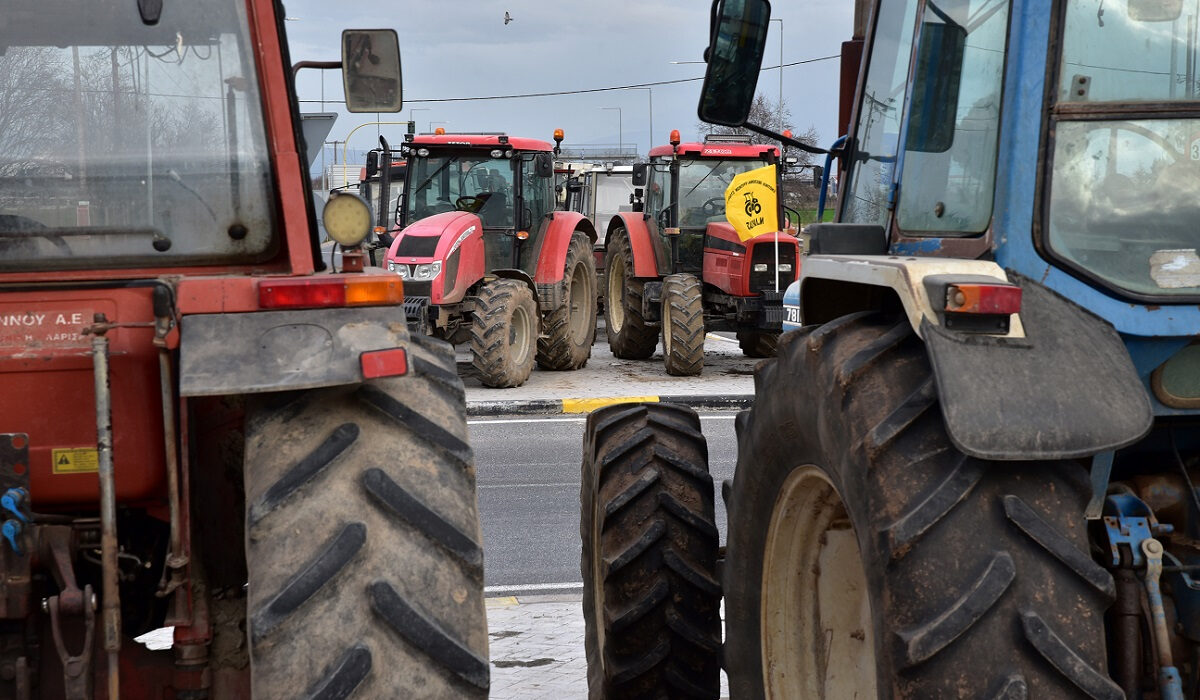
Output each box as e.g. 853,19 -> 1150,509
342,29 -> 403,113
697,0 -> 772,127
535,153 -> 554,178
1129,0 -> 1183,20
811,165 -> 823,188
631,188 -> 645,213
365,150 -> 379,179
904,20 -> 966,153
632,163 -> 648,187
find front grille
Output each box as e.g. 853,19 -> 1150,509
748,239 -> 798,294
396,235 -> 440,258
403,280 -> 432,298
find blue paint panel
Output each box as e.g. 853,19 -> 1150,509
891,239 -> 943,256
993,0 -> 1200,340
782,280 -> 802,331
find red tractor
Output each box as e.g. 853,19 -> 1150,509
0,6 -> 487,699
380,131 -> 598,388
602,132 -> 801,374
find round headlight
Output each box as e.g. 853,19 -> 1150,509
322,191 -> 372,247
417,148 -> 430,157
395,264 -> 410,279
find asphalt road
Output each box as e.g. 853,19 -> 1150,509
472,411 -> 739,595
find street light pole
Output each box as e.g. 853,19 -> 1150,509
771,18 -> 784,132
409,107 -> 430,133
600,106 -> 623,156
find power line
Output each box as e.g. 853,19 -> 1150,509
297,56 -> 839,106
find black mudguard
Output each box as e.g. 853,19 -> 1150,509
923,275 -> 1152,461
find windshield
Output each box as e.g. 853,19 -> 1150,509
665,158 -> 771,228
1045,0 -> 1200,297
404,153 -> 515,228
0,1 -> 276,271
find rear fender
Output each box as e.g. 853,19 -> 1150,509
797,256 -> 1152,460
533,212 -> 597,286
179,307 -> 412,396
609,213 -> 660,278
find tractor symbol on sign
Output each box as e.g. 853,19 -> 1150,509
743,192 -> 762,216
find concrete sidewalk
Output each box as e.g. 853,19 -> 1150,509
462,330 -> 761,416
487,593 -> 730,699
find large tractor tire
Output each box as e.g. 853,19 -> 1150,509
244,334 -> 488,699
538,230 -> 598,370
725,315 -> 1119,699
604,227 -> 659,359
662,273 -> 705,376
581,403 -> 721,699
736,330 -> 777,358
470,278 -> 537,388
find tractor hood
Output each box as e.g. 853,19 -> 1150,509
704,221 -> 799,246
386,211 -> 481,264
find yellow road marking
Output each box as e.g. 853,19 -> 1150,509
485,596 -> 519,608
561,396 -> 660,413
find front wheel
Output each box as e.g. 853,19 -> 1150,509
581,403 -> 721,699
662,273 -> 704,376
537,230 -> 597,370
470,278 -> 538,388
604,227 -> 659,359
725,316 -> 1118,699
245,335 -> 488,699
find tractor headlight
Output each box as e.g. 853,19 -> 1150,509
778,263 -> 793,273
389,261 -> 410,279
753,263 -> 769,272
412,261 -> 443,280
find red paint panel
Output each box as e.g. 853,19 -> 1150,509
534,212 -> 596,284
648,143 -> 779,158
361,348 -> 408,379
0,289 -> 166,508
613,213 -> 659,279
411,134 -> 554,152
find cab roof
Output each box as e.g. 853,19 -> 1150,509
408,133 -> 554,152
647,142 -> 779,159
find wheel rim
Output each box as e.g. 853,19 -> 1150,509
568,260 -> 590,343
761,466 -> 876,699
608,255 -> 626,333
510,302 -> 532,366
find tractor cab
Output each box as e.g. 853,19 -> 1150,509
395,133 -> 557,278
639,134 -> 783,275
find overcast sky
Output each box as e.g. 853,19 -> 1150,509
284,1 -> 852,167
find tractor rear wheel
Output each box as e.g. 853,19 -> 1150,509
724,313 -> 1118,699
604,227 -> 659,359
470,278 -> 537,388
581,403 -> 721,699
736,330 -> 777,358
662,274 -> 704,376
245,335 -> 488,699
538,230 -> 597,370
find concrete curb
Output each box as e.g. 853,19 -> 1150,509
466,393 -> 754,417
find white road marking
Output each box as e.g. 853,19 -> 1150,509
485,581 -> 583,593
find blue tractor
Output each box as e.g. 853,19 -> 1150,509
580,0 -> 1200,697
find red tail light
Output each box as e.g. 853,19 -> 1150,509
258,278 -> 403,310
945,283 -> 1022,315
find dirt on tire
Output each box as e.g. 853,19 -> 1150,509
581,402 -> 721,699
538,230 -> 597,371
662,273 -> 704,376
470,278 -> 537,388
244,334 -> 488,699
604,228 -> 659,360
724,314 -> 1117,698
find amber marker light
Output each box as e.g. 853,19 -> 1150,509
434,127 -> 446,135
516,230 -> 530,240
669,129 -> 681,146
944,283 -> 1022,315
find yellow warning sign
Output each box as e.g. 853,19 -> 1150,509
724,164 -> 780,242
51,448 -> 99,475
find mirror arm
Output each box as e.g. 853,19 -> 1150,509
291,60 -> 342,77
742,121 -> 829,155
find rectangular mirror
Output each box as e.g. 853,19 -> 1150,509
904,18 -> 966,153
342,29 -> 403,113
697,0 -> 772,127
632,163 -> 649,187
536,153 -> 554,178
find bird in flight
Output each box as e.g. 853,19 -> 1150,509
504,11 -> 514,24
